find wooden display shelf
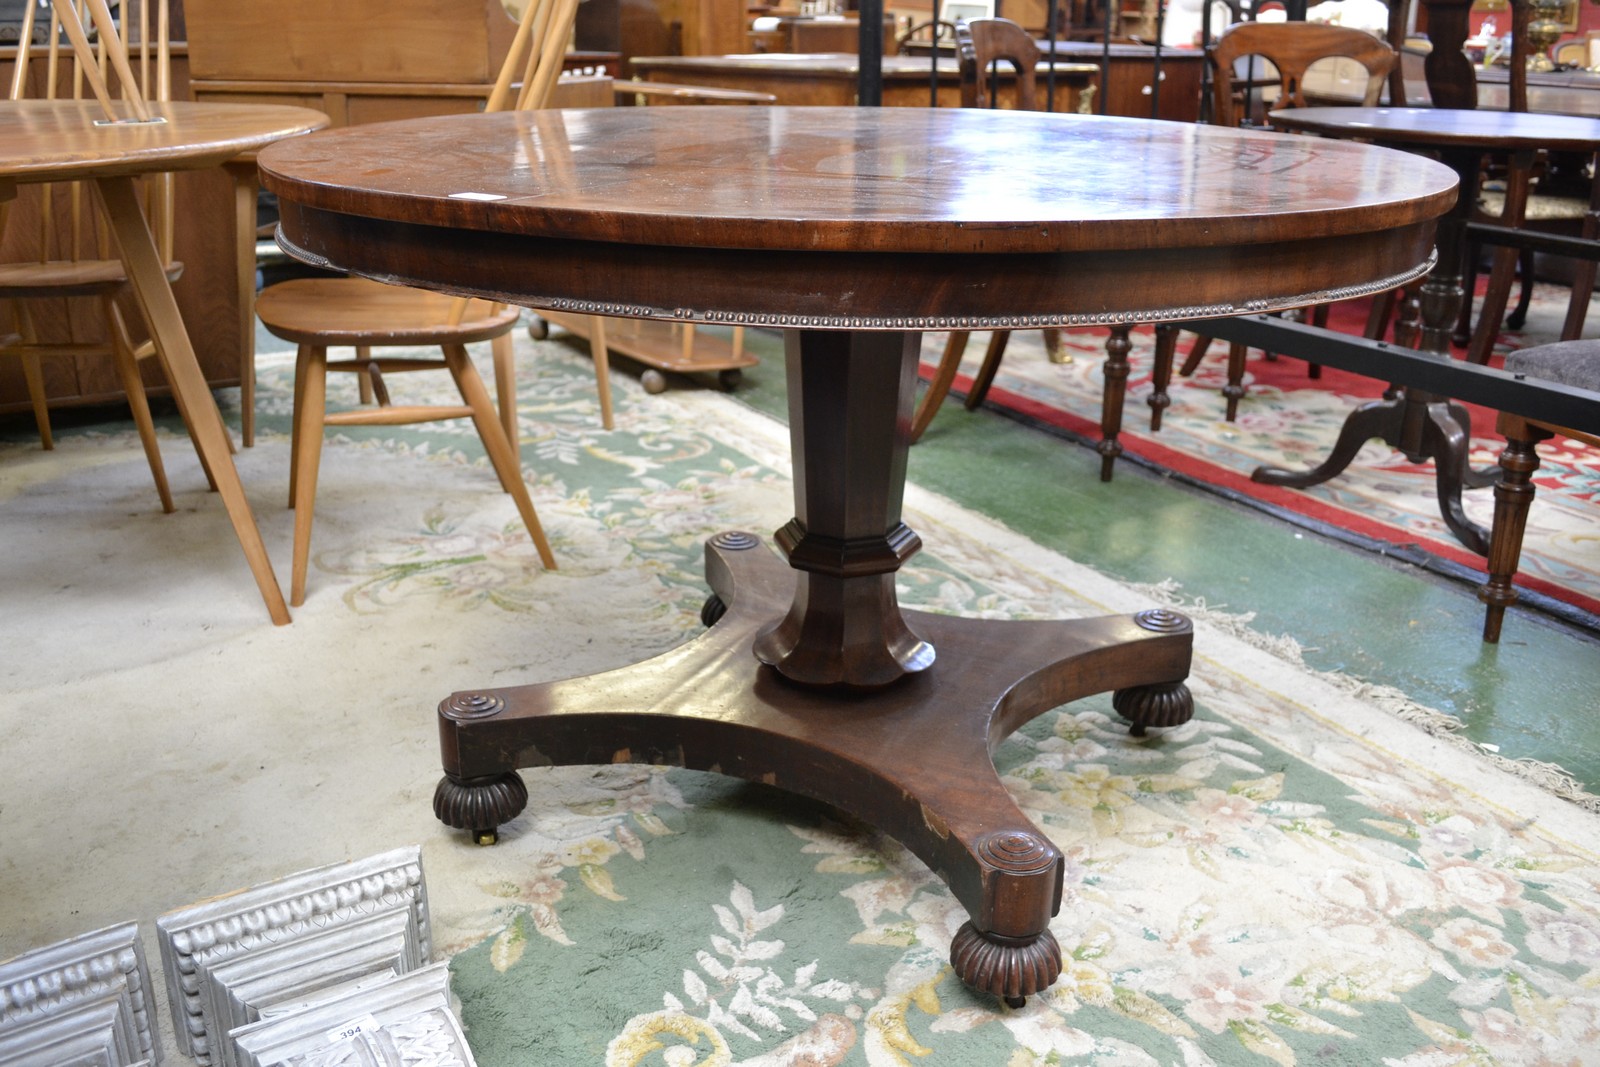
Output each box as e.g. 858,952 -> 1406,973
539,312 -> 759,392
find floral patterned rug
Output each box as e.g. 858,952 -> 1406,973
3,337 -> 1597,1067
915,286 -> 1600,624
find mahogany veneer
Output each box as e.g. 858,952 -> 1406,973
259,106 -> 1455,1003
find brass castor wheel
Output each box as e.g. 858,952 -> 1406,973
718,368 -> 742,390
434,770 -> 528,844
641,369 -> 667,394
701,594 -> 727,627
527,317 -> 549,340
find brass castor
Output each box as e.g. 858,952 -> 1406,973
433,770 -> 528,844
527,317 -> 549,340
641,369 -> 668,394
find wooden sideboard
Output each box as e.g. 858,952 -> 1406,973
630,52 -> 1097,109
182,0 -> 520,127
903,39 -> 1205,121
1042,41 -> 1203,122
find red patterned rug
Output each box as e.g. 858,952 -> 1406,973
917,283 -> 1600,625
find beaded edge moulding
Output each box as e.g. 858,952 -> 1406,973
154,847 -> 430,1065
0,921 -> 159,1066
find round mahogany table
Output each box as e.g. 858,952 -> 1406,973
1260,106 -> 1600,554
258,106 -> 1455,1004
0,100 -> 329,625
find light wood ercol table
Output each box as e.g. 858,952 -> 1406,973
258,106 -> 1455,1003
0,99 -> 329,625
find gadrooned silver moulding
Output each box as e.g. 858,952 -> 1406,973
0,921 -> 159,1066
155,847 -> 430,1066
228,963 -> 474,1067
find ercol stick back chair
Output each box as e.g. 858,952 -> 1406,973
254,0 -> 579,606
1,0 -> 185,512
908,17 -> 1068,445
1149,20 -> 1398,423
1478,340 -> 1600,642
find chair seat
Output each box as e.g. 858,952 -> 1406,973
256,277 -> 522,346
0,257 -> 183,298
1504,338 -> 1600,390
1478,189 -> 1589,223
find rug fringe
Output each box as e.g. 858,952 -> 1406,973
1133,580 -> 1600,814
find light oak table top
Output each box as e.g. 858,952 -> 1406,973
0,99 -> 328,183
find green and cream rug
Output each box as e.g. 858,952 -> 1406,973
3,334 -> 1598,1066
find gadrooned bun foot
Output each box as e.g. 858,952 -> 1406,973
700,593 -> 727,628
1112,680 -> 1194,736
950,922 -> 1063,1007
433,771 -> 529,843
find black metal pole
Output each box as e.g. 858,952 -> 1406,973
858,0 -> 884,106
1150,0 -> 1165,117
929,0 -> 941,107
1099,0 -> 1112,114
1046,0 -> 1059,110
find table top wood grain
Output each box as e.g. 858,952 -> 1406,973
260,106 -> 1457,330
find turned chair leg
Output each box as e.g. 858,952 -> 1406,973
1479,418 -> 1551,643
1223,342 -> 1248,421
1097,325 -> 1132,482
1148,323 -> 1177,432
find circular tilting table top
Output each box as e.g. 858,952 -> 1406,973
260,106 -> 1458,330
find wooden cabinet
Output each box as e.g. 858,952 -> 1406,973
631,52 -> 1095,108
576,0 -> 750,65
1070,44 -> 1204,122
183,0 -> 522,127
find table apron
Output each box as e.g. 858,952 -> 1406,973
276,201 -> 1438,331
